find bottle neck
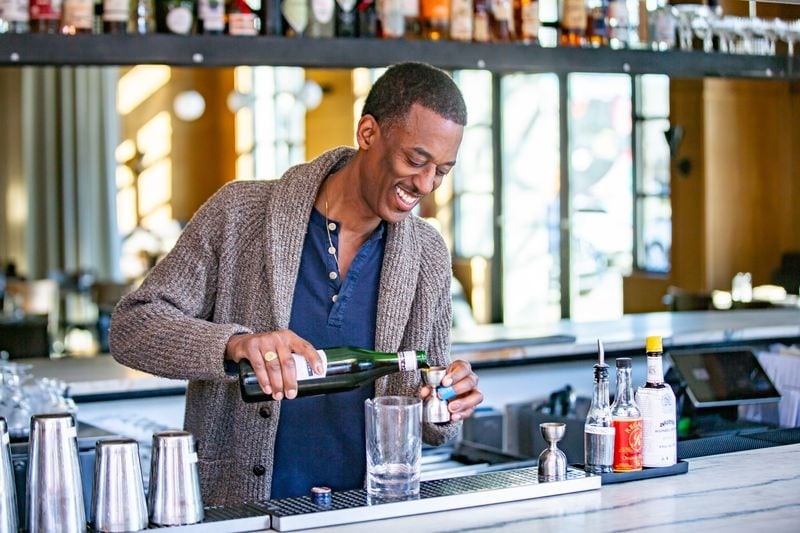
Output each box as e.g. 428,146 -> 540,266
615,367 -> 634,404
592,376 -> 610,409
645,352 -> 665,387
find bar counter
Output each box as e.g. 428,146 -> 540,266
296,443 -> 800,533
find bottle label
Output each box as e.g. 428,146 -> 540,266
584,424 -> 615,435
311,0 -> 334,23
421,0 -> 448,20
473,10 -> 489,42
607,1 -> 628,40
401,0 -> 417,17
561,0 -> 585,30
199,0 -> 225,30
228,12 -> 258,35
646,355 -> 664,385
291,350 -> 329,381
490,0 -> 510,22
397,350 -> 418,372
166,4 -> 193,34
30,0 -> 62,21
3,0 -> 30,22
282,0 -> 309,33
62,0 -> 92,29
381,0 -> 405,38
612,417 -> 642,471
520,1 -> 539,39
637,388 -> 677,467
449,0 -> 471,41
103,0 -> 129,22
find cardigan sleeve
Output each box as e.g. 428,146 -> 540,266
109,185 -> 253,382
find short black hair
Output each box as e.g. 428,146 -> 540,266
361,62 -> 467,128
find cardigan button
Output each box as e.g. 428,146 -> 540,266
253,465 -> 266,476
259,407 -> 271,419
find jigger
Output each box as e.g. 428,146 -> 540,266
26,413 -> 86,533
421,367 -> 450,424
0,418 -> 18,533
92,439 -> 148,532
537,422 -> 568,482
148,431 -> 204,526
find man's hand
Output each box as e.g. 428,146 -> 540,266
225,330 -> 323,400
419,359 -> 483,421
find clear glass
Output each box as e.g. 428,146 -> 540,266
568,73 -> 633,322
611,364 -> 641,419
584,366 -> 614,473
365,396 -> 422,500
638,74 -> 670,119
500,73 -> 561,326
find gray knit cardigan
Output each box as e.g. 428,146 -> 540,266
109,147 -> 460,505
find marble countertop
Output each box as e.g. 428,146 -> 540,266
19,308 -> 800,399
299,443 -> 800,532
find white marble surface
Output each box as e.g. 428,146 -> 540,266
295,444 -> 800,533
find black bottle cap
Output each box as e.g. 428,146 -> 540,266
616,357 -> 632,368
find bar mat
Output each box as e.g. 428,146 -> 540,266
571,460 -> 689,484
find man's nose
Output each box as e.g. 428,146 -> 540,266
414,165 -> 437,195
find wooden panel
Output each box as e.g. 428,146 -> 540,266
0,68 -> 26,271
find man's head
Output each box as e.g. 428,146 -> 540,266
354,63 -> 466,225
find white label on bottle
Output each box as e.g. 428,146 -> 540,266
646,356 -> 664,385
491,0 -> 510,22
1,433 -> 8,445
380,0 -> 404,37
397,350 -> 418,372
291,350 -> 329,381
450,0 -> 472,41
3,0 -> 30,22
561,0 -> 585,30
584,425 -> 615,435
103,0 -> 128,22
166,5 -> 193,34
186,451 -> 198,463
62,0 -> 93,29
336,0 -> 356,12
282,0 -> 309,33
401,0 -> 417,17
228,12 -> 258,35
199,0 -> 225,30
66,425 -> 78,438
521,1 -> 539,39
636,387 -> 677,467
312,0 -> 334,23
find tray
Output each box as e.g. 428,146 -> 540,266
572,460 -> 689,485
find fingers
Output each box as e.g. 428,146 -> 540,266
438,359 -> 483,422
441,359 -> 473,387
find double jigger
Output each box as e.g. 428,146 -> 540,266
0,413 -> 204,533
537,422 -> 568,482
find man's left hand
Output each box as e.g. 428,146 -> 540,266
419,359 -> 483,422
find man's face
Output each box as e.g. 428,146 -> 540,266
358,104 -> 464,225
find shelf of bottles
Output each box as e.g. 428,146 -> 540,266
0,0 -> 798,78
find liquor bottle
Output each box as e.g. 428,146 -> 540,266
605,0 -> 627,48
239,346 -> 430,402
228,0 -> 258,34
558,0 -> 585,46
472,0 -> 489,42
131,0 -> 155,32
308,0 -> 334,37
334,0 -> 356,36
261,0 -> 282,34
1,0 -> 30,32
102,0 -> 128,32
155,0 -> 196,34
635,336 -> 677,468
401,0 -> 418,37
611,357 -> 642,472
29,0 -> 62,32
449,0 -> 471,41
60,0 -> 92,32
584,342 -> 614,474
585,0 -> 606,47
514,0 -> 538,43
646,0 -> 674,51
380,0 -> 405,38
282,0 -> 308,35
356,0 -> 376,36
489,0 -> 511,41
198,0 -> 225,33
420,0 -> 448,39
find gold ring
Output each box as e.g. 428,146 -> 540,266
263,351 -> 278,363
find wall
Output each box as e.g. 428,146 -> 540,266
305,69 -> 356,160
0,69 -> 26,272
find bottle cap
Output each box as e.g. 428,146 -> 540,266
615,357 -> 632,368
646,336 -> 663,353
311,486 -> 332,506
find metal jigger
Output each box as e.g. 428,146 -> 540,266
421,367 -> 450,424
537,422 -> 568,482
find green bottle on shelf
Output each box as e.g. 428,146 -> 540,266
238,346 -> 429,402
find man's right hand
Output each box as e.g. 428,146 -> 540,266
225,330 -> 323,400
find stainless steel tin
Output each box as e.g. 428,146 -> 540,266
148,431 -> 204,526
92,438 -> 148,532
0,418 -> 18,533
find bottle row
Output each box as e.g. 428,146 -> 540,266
584,336 -> 677,474
0,0 -> 678,50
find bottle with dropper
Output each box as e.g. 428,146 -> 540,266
584,339 -> 615,474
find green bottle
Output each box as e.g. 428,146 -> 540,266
239,346 -> 429,402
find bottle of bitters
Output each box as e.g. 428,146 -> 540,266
611,357 -> 642,472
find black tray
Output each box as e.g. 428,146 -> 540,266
572,460 -> 689,484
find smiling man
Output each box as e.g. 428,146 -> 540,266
110,62 -> 483,505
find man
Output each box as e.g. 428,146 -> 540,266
110,62 -> 483,505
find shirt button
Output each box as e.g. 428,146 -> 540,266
253,464 -> 266,476
332,294 -> 338,303
259,407 -> 271,419
328,246 -> 336,254
329,271 -> 338,280
328,222 -> 336,231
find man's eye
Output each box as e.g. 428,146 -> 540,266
409,159 -> 426,168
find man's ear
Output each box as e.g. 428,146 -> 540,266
356,114 -> 380,150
